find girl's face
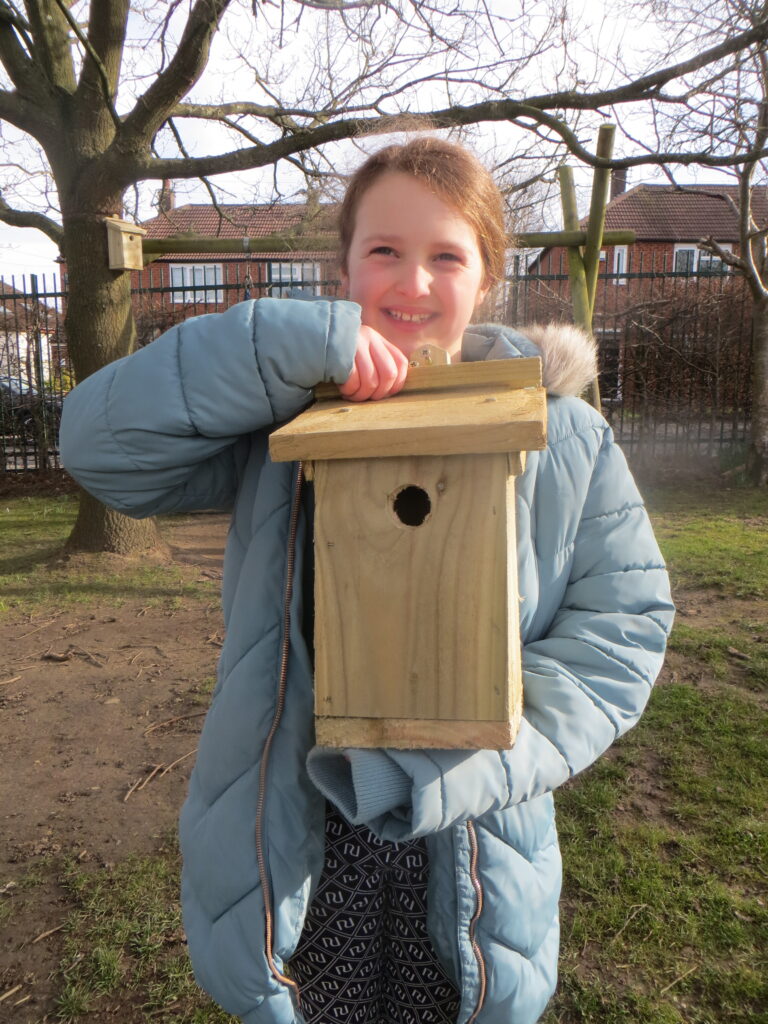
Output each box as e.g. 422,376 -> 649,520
342,171 -> 489,361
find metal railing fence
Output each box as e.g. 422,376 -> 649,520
0,255 -> 754,473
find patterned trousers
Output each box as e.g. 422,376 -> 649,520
289,803 -> 461,1024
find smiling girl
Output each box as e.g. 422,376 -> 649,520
61,137 -> 673,1024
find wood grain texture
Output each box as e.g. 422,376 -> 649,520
315,715 -> 519,750
270,386 -> 547,461
313,356 -> 542,400
313,453 -> 523,746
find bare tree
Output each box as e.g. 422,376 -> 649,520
603,0 -> 768,482
1,1 -> 768,551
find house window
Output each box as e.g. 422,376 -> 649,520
673,244 -> 731,275
269,262 -> 322,297
613,245 -> 628,285
170,264 -> 224,303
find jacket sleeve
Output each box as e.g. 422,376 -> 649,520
306,419 -> 675,841
60,298 -> 360,517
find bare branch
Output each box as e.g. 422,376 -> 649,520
0,192 -> 62,244
25,0 -> 76,94
77,0 -> 130,106
166,116 -> 238,234
120,0 -> 232,146
291,0 -> 380,8
51,0 -> 121,128
0,1 -> 36,91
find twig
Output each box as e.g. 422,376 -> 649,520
13,617 -> 59,640
0,676 -> 21,687
158,749 -> 197,777
72,645 -> 106,668
0,984 -> 22,1003
137,764 -> 166,790
144,712 -> 206,736
119,643 -> 167,656
32,924 -> 65,944
659,964 -> 697,995
13,994 -> 31,1006
41,651 -> 72,663
611,903 -> 648,942
123,778 -> 142,803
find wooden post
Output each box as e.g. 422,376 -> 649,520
558,166 -> 592,333
558,122 -> 618,412
582,124 -> 616,318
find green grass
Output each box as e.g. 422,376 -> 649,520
543,684 -> 768,1024
4,483 -> 766,1021
538,484 -> 768,1023
669,622 -> 768,689
0,497 -> 218,614
647,485 -> 768,597
55,839 -> 237,1023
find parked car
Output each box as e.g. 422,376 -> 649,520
0,376 -> 63,436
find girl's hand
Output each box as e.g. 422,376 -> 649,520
339,326 -> 409,402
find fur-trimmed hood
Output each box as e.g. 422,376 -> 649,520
463,322 -> 597,397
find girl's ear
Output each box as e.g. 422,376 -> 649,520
475,278 -> 490,308
340,269 -> 349,298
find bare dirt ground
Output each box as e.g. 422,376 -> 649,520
1,487 -> 765,1022
0,513 -> 229,1022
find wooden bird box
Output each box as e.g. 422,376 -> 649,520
105,217 -> 146,271
269,357 -> 547,750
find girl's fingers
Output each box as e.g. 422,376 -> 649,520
339,360 -> 360,398
368,342 -> 400,401
388,340 -> 409,395
354,343 -> 379,401
339,328 -> 409,401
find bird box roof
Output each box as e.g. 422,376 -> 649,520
269,357 -> 547,461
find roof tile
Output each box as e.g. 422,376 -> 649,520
599,184 -> 768,241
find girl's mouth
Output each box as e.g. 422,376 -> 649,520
385,309 -> 434,324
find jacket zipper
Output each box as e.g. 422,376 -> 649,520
465,820 -> 487,1023
254,461 -> 304,1010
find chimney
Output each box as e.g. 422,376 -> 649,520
157,179 -> 175,213
610,168 -> 628,201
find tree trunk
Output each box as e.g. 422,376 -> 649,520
65,490 -> 160,554
747,296 -> 768,486
63,210 -> 161,552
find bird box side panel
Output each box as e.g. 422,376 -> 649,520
313,454 -> 514,724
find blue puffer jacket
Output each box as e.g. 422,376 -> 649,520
60,298 -> 674,1024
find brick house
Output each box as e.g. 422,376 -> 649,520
135,184 -> 339,310
520,180 -> 764,413
530,179 -> 768,281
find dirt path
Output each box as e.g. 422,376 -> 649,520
0,514 -> 229,1021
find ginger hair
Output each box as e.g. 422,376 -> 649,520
338,137 -> 507,285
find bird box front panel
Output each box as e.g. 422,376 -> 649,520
312,451 -> 520,731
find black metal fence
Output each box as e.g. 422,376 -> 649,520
502,252 -> 752,467
0,274 -> 68,472
0,257 -> 754,474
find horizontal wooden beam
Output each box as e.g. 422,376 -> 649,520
515,229 -> 635,248
140,228 -> 636,258
142,233 -> 334,256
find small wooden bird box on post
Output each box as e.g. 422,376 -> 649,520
105,217 -> 147,271
269,357 -> 547,750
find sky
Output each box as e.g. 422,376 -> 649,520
0,0 -> 740,288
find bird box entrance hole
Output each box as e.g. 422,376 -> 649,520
392,485 -> 431,526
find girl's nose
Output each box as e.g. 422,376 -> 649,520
396,261 -> 432,297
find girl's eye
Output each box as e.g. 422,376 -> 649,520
370,245 -> 396,256
436,252 -> 462,263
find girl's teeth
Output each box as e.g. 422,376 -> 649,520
389,310 -> 430,322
